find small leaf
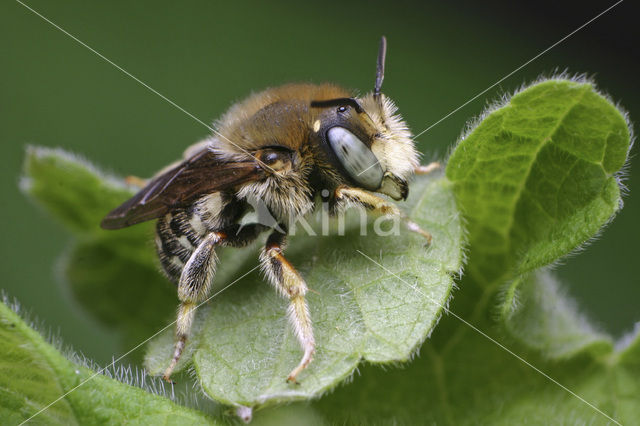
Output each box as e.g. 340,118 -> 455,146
446,79 -> 630,286
22,146 -> 139,236
0,296 -> 216,424
444,78 -> 631,364
500,270 -> 613,359
21,147 -> 177,356
145,173 -> 464,407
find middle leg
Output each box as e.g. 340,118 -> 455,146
162,223 -> 267,382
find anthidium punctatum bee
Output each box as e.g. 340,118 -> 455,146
101,37 -> 438,384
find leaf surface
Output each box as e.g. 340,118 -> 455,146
146,174 -> 464,407
22,147 -> 176,359
446,79 -> 629,285
316,296 -> 640,425
0,297 -> 216,425
22,147 -> 465,409
500,270 -> 613,359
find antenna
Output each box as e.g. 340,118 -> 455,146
374,36 -> 387,100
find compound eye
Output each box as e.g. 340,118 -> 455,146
257,148 -> 292,172
327,127 -> 383,190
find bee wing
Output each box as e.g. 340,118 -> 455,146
100,149 -> 263,229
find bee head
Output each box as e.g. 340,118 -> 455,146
309,36 -> 418,200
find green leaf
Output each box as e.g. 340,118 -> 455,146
0,296 -> 216,424
145,173 -> 464,408
312,79 -> 635,425
21,147 -> 177,360
22,146 -> 141,236
446,79 -> 630,286
315,291 -> 640,425
21,146 -> 464,409
500,270 -> 613,359
445,78 -> 631,363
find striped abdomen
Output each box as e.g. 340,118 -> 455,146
156,206 -> 204,284
155,192 -> 247,283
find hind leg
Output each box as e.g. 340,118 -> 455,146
163,231 -> 221,382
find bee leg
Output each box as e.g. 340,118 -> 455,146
259,230 -> 315,384
414,161 -> 441,175
124,175 -> 148,188
163,231 -> 223,382
334,186 -> 432,244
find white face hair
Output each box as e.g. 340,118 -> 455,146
358,93 -> 420,186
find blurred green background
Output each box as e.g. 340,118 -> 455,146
1,0 -> 638,372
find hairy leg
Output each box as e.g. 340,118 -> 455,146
259,231 -> 315,384
124,175 -> 148,188
415,161 -> 441,175
334,186 -> 433,244
163,231 -> 221,382
163,224 -> 267,382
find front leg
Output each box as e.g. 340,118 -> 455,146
334,186 -> 433,244
415,161 -> 441,175
259,230 -> 315,384
124,175 -> 148,188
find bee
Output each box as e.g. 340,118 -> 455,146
101,37 -> 439,384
